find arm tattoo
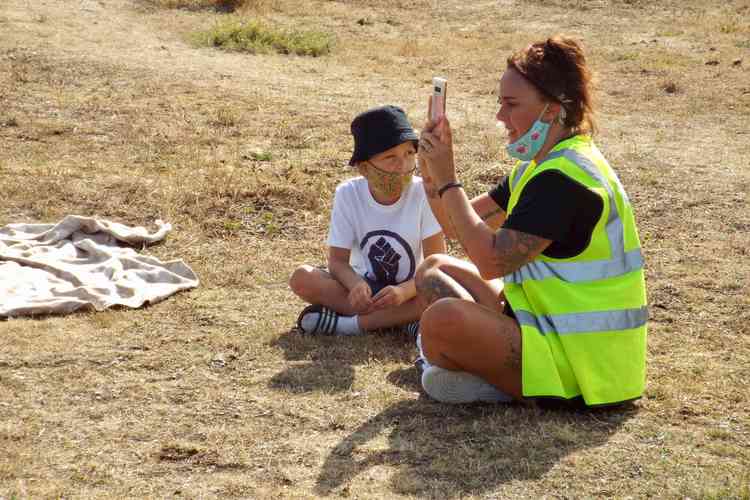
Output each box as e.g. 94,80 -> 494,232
416,274 -> 463,306
479,207 -> 503,221
491,229 -> 550,277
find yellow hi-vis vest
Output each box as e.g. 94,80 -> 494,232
503,135 -> 647,406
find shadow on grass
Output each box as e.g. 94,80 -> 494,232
267,327 -> 416,394
314,397 -> 638,497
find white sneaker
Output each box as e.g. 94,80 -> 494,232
421,365 -> 513,404
415,333 -> 431,374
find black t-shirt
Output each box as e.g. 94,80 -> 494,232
488,170 -> 603,259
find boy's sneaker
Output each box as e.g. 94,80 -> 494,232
421,365 -> 513,404
404,320 -> 420,338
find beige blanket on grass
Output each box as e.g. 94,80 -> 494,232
0,215 -> 198,318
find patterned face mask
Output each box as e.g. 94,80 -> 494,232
505,104 -> 550,161
364,162 -> 414,199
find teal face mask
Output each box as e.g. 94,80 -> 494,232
505,104 -> 550,161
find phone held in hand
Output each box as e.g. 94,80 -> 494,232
431,76 -> 447,123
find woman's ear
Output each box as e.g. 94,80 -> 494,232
544,101 -> 562,123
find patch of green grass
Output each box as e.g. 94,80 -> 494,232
222,219 -> 243,232
194,18 -> 333,57
249,150 -> 272,161
655,28 -> 684,37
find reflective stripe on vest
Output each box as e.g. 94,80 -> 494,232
515,306 -> 648,336
506,149 -> 643,285
510,161 -> 532,190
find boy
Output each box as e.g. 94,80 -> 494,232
289,105 -> 445,336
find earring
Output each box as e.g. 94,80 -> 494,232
557,106 -> 567,125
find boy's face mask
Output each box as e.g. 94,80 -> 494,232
363,162 -> 414,200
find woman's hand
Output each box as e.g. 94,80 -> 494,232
371,285 -> 408,310
348,280 -> 373,314
418,157 -> 439,199
419,112 -> 457,188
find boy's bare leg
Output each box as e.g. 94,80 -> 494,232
289,265 -> 358,315
357,298 -> 421,331
291,265 -> 421,334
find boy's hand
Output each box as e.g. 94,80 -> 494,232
371,285 -> 407,310
348,280 -> 373,313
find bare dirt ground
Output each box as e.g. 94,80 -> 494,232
1,0 -> 749,498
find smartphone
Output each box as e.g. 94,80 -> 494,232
431,76 -> 448,122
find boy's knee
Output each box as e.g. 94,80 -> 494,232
289,265 -> 315,296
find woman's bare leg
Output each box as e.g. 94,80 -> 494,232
415,254 -> 504,313
414,254 -> 520,399
420,298 -> 522,399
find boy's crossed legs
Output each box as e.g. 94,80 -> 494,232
289,265 -> 421,335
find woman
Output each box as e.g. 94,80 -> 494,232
415,36 -> 648,407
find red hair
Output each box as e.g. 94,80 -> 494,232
507,36 -> 596,135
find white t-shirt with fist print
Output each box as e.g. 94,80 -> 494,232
327,176 -> 442,286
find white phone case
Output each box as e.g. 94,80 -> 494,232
431,77 -> 447,122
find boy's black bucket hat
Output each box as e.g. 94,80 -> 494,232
349,105 -> 419,166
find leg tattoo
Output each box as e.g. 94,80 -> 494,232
416,274 -> 463,305
502,326 -> 522,372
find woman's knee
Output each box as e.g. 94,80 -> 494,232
416,253 -> 444,278
421,298 -> 470,344
415,253 -> 452,289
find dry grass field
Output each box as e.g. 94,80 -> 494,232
1,0 -> 749,498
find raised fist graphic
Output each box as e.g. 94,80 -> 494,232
368,236 -> 401,285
